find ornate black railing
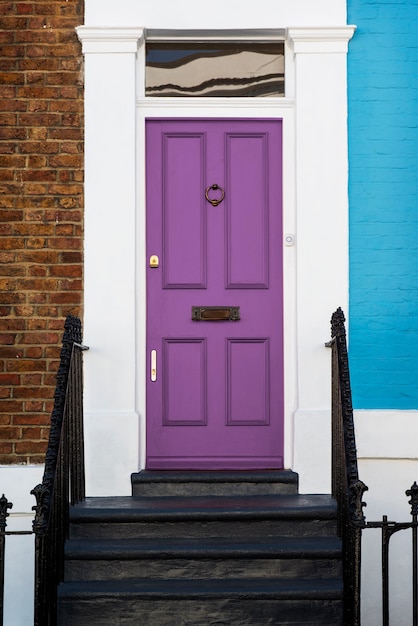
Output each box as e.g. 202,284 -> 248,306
31,315 -> 87,626
366,485 -> 418,626
329,308 -> 418,625
329,308 -> 368,626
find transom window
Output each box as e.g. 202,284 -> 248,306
145,41 -> 285,97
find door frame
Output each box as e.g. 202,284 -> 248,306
77,24 -> 354,494
137,99 -> 296,471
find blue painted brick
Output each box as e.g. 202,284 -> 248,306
348,0 -> 418,408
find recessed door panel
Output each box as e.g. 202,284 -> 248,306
146,118 -> 283,469
162,133 -> 206,288
226,338 -> 270,426
226,133 -> 269,288
162,338 -> 207,426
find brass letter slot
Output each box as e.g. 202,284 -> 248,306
192,306 -> 240,321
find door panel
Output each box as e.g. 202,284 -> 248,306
226,132 -> 269,288
162,132 -> 206,288
146,118 -> 283,469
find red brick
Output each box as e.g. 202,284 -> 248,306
0,374 -> 20,385
0,347 -> 24,359
0,400 -> 24,412
44,346 -> 61,359
18,141 -> 59,154
0,143 -> 18,154
21,427 -> 42,439
21,374 -> 42,386
0,446 -> 14,456
13,387 -> 54,399
27,99 -> 48,113
0,427 -> 22,440
0,319 -> 25,331
0,113 -> 17,125
6,360 -> 46,372
0,334 -> 16,345
16,4 -> 35,15
24,401 -> 44,411
18,58 -> 59,71
26,155 -> 48,167
15,441 -> 48,455
14,414 -> 49,425
0,99 -> 27,111
27,292 -> 47,304
50,265 -> 82,278
28,265 -> 47,277
0,293 -> 26,304
27,318 -> 47,330
1,16 -> 28,29
25,347 -> 43,358
19,332 -> 59,345
55,224 -> 75,235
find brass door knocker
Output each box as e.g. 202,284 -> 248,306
205,184 -> 225,207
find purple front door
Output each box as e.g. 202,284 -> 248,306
146,118 -> 283,469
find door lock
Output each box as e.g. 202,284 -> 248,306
149,255 -> 159,268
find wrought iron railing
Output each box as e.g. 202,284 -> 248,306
31,315 -> 87,626
366,485 -> 418,626
329,307 -> 368,626
329,308 -> 418,626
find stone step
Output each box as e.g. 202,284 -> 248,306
57,578 -> 343,625
131,470 -> 299,497
64,535 -> 342,581
69,494 -> 338,540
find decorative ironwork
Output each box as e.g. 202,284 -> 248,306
205,183 -> 225,206
0,495 -> 12,626
0,496 -> 12,534
330,308 -> 418,626
366,484 -> 418,626
329,308 -> 367,626
31,315 -> 87,626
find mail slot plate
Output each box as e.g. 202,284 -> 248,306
192,306 -> 240,321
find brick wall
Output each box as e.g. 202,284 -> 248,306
0,1 -> 84,463
348,0 -> 418,408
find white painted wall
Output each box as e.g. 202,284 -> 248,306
356,411 -> 418,626
85,0 -> 346,29
0,466 -> 43,626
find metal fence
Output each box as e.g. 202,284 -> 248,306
329,308 -> 418,625
31,315 -> 87,626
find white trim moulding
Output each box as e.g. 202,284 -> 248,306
76,26 -> 145,54
287,26 -> 357,54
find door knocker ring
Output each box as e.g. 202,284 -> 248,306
205,184 -> 225,207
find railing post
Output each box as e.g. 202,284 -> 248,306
406,482 -> 418,626
0,495 -> 12,626
330,308 -> 367,626
31,315 -> 86,626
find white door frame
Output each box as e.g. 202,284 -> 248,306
77,24 -> 355,496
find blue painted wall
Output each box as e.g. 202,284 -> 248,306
347,0 -> 418,408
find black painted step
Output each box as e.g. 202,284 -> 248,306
60,474 -> 342,625
132,470 -> 299,497
69,494 -> 338,539
64,535 -> 342,581
57,578 -> 343,626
